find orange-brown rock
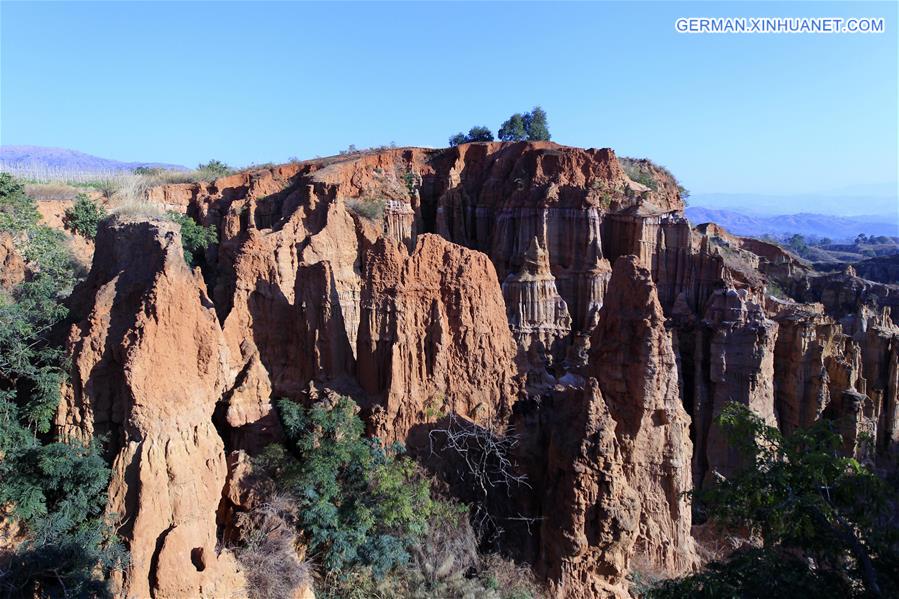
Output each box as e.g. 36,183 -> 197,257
356,233 -> 519,443
57,217 -> 244,598
536,379 -> 639,599
587,255 -> 697,575
0,234 -> 25,289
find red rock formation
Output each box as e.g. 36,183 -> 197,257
536,380 -> 640,599
356,234 -> 519,443
63,143 -> 894,597
57,217 -> 244,598
502,236 -> 573,378
587,255 -> 697,574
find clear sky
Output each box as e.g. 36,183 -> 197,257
1,1 -> 896,195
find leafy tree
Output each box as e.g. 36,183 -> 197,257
0,174 -> 125,597
448,126 -> 495,146
498,113 -> 528,142
259,397 -> 459,579
448,132 -> 468,147
466,126 -> 494,142
63,193 -> 107,240
522,106 -> 550,141
649,403 -> 899,597
499,107 -> 551,142
196,159 -> 232,178
167,212 -> 217,267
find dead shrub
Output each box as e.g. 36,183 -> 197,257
233,493 -> 312,599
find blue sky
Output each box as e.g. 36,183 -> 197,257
1,1 -> 896,195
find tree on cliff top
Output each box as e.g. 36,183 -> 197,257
449,126 -> 495,146
498,106 -> 551,142
649,403 -> 899,598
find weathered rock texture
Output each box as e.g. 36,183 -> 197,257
357,234 -> 519,443
690,288 -> 779,483
535,380 -> 640,599
57,217 -> 244,598
587,256 -> 696,574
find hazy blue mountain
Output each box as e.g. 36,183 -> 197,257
0,145 -> 186,174
685,207 -> 898,242
690,187 -> 898,217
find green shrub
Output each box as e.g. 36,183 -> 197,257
63,193 -> 107,240
166,212 -> 217,267
132,166 -> 163,176
0,172 -> 40,234
259,397 -> 455,579
623,166 -> 658,191
449,126 -> 495,146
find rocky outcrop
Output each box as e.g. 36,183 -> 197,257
356,234 -> 519,444
586,256 -> 696,575
691,288 -> 779,483
502,237 -> 573,378
769,301 -> 899,462
57,217 -> 245,598
535,380 -> 640,599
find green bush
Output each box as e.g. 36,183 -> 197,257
259,397 -> 456,580
63,193 -> 107,240
166,212 -> 217,267
0,172 -> 40,234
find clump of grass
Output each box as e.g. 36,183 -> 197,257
108,198 -> 166,219
346,198 -> 385,222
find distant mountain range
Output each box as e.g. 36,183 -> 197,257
685,207 -> 898,241
0,145 -> 186,175
689,186 -> 898,218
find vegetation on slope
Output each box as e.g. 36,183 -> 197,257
0,173 -> 125,597
246,397 -> 545,599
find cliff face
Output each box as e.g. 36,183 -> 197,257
356,233 -> 519,443
57,218 -> 245,598
50,142 -> 899,598
587,257 -> 696,574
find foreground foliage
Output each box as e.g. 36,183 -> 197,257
260,397 -> 453,577
649,403 -> 899,598
0,173 -> 125,597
